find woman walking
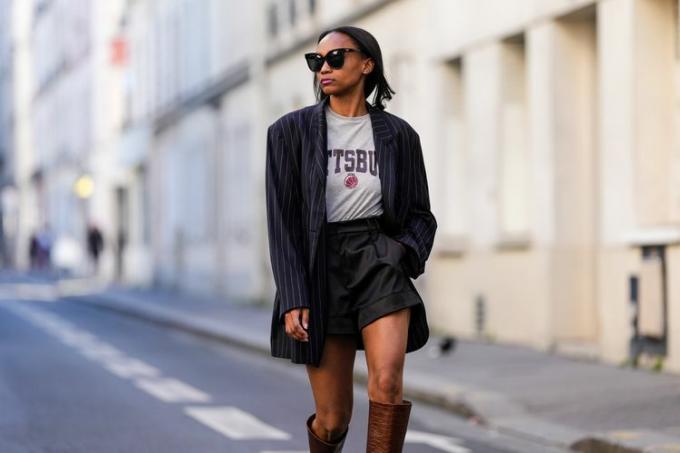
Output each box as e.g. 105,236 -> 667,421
265,25 -> 437,452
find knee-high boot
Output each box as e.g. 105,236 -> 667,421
365,399 -> 412,453
306,413 -> 349,453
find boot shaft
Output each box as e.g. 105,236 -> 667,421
366,399 -> 412,453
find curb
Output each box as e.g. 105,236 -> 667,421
571,431 -> 680,453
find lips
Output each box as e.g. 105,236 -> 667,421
321,79 -> 333,85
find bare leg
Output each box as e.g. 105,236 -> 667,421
361,307 -> 411,403
305,334 -> 357,442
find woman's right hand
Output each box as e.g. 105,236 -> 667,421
284,308 -> 309,342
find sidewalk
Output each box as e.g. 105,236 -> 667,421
54,279 -> 680,453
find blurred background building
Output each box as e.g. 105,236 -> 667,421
1,0 -> 680,375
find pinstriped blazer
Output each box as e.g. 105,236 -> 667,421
266,95 -> 437,367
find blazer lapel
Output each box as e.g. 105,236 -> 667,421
310,97 -> 329,225
307,98 -> 328,271
369,105 -> 397,228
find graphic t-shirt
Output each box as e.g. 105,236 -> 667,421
325,104 -> 383,222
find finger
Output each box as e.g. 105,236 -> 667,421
285,311 -> 308,341
292,316 -> 308,341
301,308 -> 309,331
291,312 -> 309,342
284,310 -> 299,337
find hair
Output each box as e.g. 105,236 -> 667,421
312,25 -> 395,111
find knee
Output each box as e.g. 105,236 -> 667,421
369,368 -> 403,401
315,407 -> 352,434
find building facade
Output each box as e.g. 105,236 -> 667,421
263,0 -> 680,374
427,0 -> 680,374
0,0 -> 127,275
118,0 -> 267,299
2,0 -> 680,374
0,1 -> 15,267
0,0 -> 35,271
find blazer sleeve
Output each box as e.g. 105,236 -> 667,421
265,121 -> 311,322
394,129 -> 438,279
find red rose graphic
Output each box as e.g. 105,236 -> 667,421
344,173 -> 358,188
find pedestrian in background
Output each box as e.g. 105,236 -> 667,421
36,223 -> 53,270
86,222 -> 104,274
28,231 -> 39,269
265,25 -> 437,452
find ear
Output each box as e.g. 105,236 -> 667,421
362,58 -> 375,75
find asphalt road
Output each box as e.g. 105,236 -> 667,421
0,284 -> 569,453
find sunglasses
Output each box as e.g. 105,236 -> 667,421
304,48 -> 363,72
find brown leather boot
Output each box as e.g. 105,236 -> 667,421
306,413 -> 349,452
366,399 -> 412,453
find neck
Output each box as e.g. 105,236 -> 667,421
327,93 -> 368,117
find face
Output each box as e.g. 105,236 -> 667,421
310,32 -> 374,97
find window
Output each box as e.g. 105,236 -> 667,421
268,4 -> 278,38
289,0 -> 296,26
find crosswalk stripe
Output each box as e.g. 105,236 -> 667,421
77,342 -> 125,361
184,406 -> 291,440
102,357 -> 161,378
135,377 -> 211,403
54,330 -> 99,347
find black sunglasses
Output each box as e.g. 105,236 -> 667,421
304,48 -> 363,72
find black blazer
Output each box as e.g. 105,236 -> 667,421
266,96 -> 437,367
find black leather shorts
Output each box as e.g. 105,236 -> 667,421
324,216 -> 424,336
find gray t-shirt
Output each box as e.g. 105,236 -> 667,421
325,104 -> 383,222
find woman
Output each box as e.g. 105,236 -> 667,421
265,25 -> 437,452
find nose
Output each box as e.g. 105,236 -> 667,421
320,60 -> 332,73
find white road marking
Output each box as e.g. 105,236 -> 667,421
77,342 -> 125,361
184,406 -> 291,440
102,357 -> 161,378
33,318 -> 72,331
406,430 -> 472,452
54,330 -> 99,347
6,302 -> 208,403
135,377 -> 211,403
